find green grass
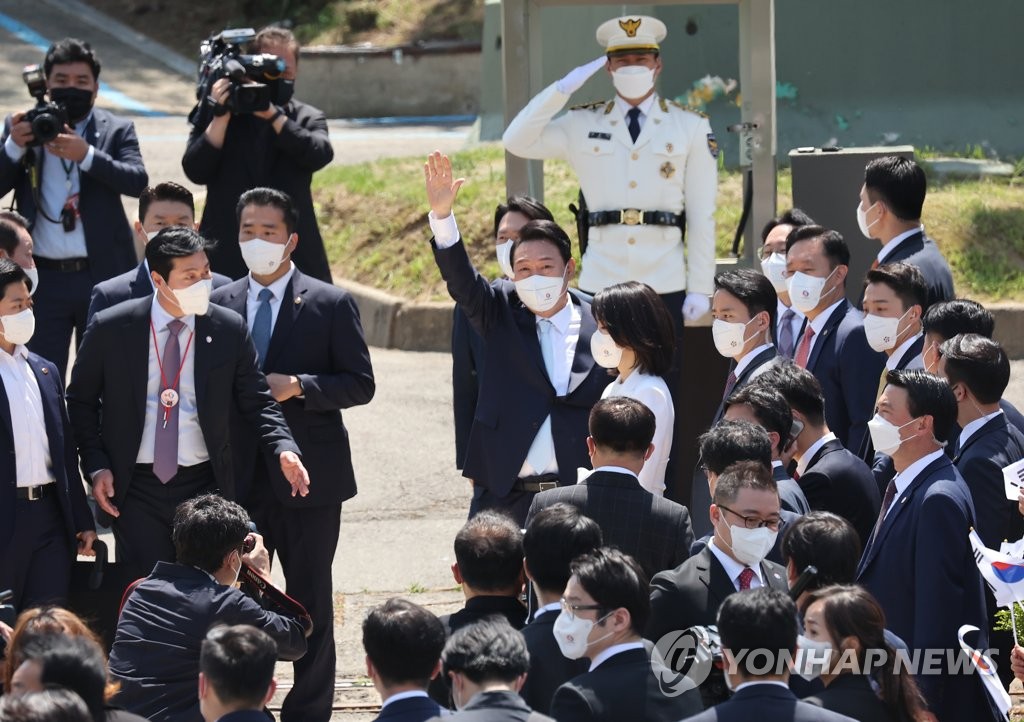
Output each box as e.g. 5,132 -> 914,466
312,143 -> 1024,302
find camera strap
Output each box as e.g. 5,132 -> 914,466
239,562 -> 314,637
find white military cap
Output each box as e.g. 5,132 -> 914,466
595,15 -> 667,54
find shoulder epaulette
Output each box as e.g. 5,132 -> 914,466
668,99 -> 709,119
569,101 -> 604,112
603,101 -> 615,115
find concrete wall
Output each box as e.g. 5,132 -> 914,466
297,42 -> 481,118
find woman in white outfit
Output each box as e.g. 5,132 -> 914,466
590,281 -> 676,495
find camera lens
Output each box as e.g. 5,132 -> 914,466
32,114 -> 60,144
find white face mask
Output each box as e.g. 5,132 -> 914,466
718,514 -> 777,567
553,609 -> 614,660
867,413 -> 920,456
863,309 -> 912,352
240,237 -> 290,275
23,267 -> 39,297
163,278 -> 212,317
612,66 -> 655,100
712,317 -> 760,358
515,266 -> 568,314
495,240 -> 515,280
787,268 -> 837,314
856,201 -> 880,239
1,308 -> 35,346
590,329 -> 623,369
795,634 -> 833,681
760,252 -> 788,293
145,230 -> 161,242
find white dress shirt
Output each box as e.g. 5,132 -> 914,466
707,538 -> 764,591
588,641 -> 645,671
884,448 -> 948,519
246,263 -> 296,331
0,344 -> 53,487
800,298 -> 845,360
887,332 -> 924,371
532,600 -> 562,622
601,370 -> 673,495
380,690 -> 431,710
796,431 -> 837,477
876,226 -> 925,265
733,681 -> 790,693
735,342 -> 774,379
136,297 -> 208,466
959,409 -> 1004,451
613,94 -> 656,132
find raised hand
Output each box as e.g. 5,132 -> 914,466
423,150 -> 465,219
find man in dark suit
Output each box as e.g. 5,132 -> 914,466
426,152 -> 608,525
363,599 -> 448,722
0,38 -> 148,377
550,547 -> 703,721
647,461 -> 789,645
0,212 -> 38,288
680,588 -> 856,722
759,209 -> 814,360
0,260 -> 95,612
520,504 -> 602,715
757,363 -> 880,547
786,226 -> 886,452
198,625 -> 280,722
67,228 -> 308,573
88,182 -> 231,324
856,370 -> 995,722
856,155 -> 954,308
183,27 -> 333,282
210,187 -> 374,721
527,397 -> 694,579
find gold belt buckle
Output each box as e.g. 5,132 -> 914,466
621,208 -> 642,225
538,481 -> 558,491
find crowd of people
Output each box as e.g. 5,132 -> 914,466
0,11 -> 1022,722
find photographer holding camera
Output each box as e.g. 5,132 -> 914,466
0,38 -> 148,379
183,26 -> 334,283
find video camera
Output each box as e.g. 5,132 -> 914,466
21,64 -> 68,147
196,28 -> 287,115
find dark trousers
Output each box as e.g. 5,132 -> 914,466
247,463 -> 342,722
26,267 -> 92,380
0,492 -> 73,610
468,484 -> 535,528
658,290 -> 687,503
112,463 -> 217,572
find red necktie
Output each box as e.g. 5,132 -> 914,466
871,258 -> 880,270
794,327 -> 816,368
738,567 -> 755,590
722,371 -> 738,400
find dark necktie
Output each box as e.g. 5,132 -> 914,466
252,288 -> 273,368
867,479 -> 898,552
153,320 -> 185,484
627,107 -> 641,143
778,308 -> 797,359
722,370 -> 738,400
738,567 -> 755,590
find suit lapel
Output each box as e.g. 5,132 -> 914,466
808,439 -> 842,469
25,356 -> 62,467
514,302 -> 550,387
127,301 -> 152,432
955,415 -> 1006,463
700,548 -> 736,610
567,293 -> 595,395
806,299 -> 848,371
895,335 -> 925,371
194,314 -> 213,427
738,346 -> 777,386
264,272 -> 306,370
130,263 -> 153,298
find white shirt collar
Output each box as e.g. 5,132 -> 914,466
588,641 -> 645,671
877,226 -> 925,264
247,262 -> 297,301
734,343 -> 774,377
887,332 -> 923,370
807,298 -> 845,334
614,94 -> 657,120
0,344 -> 29,362
796,432 -> 837,476
734,680 -> 790,692
380,690 -> 430,709
891,448 -> 948,500
538,295 -> 576,335
532,601 -> 562,622
707,538 -> 764,588
592,465 -> 640,481
959,409 -> 1004,450
150,294 -> 196,333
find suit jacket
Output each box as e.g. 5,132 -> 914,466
647,546 -> 788,643
0,350 -> 94,554
954,413 -> 1024,550
520,608 -> 589,715
213,713 -> 273,722
66,298 -> 299,509
452,305 -> 487,469
0,109 -> 147,282
803,674 -> 897,722
375,695 -> 445,722
526,469 -> 694,579
433,239 -> 608,497
550,646 -> 703,721
183,100 -> 334,282
714,346 -> 780,424
856,335 -> 924,466
430,689 -> 553,722
211,270 -> 375,506
869,231 -> 954,309
773,464 -> 810,516
804,300 -> 886,453
798,438 -> 881,548
856,454 -> 993,720
1001,399 -> 1024,436
88,263 -> 232,325
681,683 -> 856,722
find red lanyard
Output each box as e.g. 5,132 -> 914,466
150,320 -> 194,426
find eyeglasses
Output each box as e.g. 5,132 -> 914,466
717,504 -> 783,531
560,597 -> 603,621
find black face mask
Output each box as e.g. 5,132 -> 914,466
49,87 -> 95,124
275,80 -> 295,107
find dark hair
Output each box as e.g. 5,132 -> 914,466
785,226 -> 851,270
864,156 -> 926,221
44,38 -> 101,79
864,262 -> 928,313
591,281 -> 675,376
717,587 -> 798,672
714,268 -> 778,334
698,420 -> 773,476
0,688 -> 92,722
884,369 -> 958,444
200,625 -> 277,709
172,494 -> 250,573
493,196 -> 554,238
20,634 -> 106,722
760,208 -> 815,243
801,586 -> 926,720
236,187 -> 299,236
511,220 -> 572,264
362,598 -> 446,688
712,460 -> 778,506
145,227 -> 215,282
0,258 -> 30,298
138,182 -> 195,223
0,212 -> 29,259
922,299 -> 995,340
754,362 -> 826,428
940,334 -> 1010,405
0,211 -> 30,229
725,383 -> 794,455
523,504 -> 603,595
781,512 -> 861,591
588,396 -> 656,456
441,619 -> 529,684
453,511 -> 524,592
570,547 -> 649,635
254,26 -> 301,59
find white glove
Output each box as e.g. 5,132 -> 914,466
682,293 -> 711,321
555,56 -> 608,95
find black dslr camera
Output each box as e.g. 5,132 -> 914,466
196,28 -> 286,115
21,65 -> 68,146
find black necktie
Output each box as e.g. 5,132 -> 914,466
627,107 -> 641,143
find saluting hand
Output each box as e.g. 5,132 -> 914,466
280,451 -> 310,497
424,150 -> 465,220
